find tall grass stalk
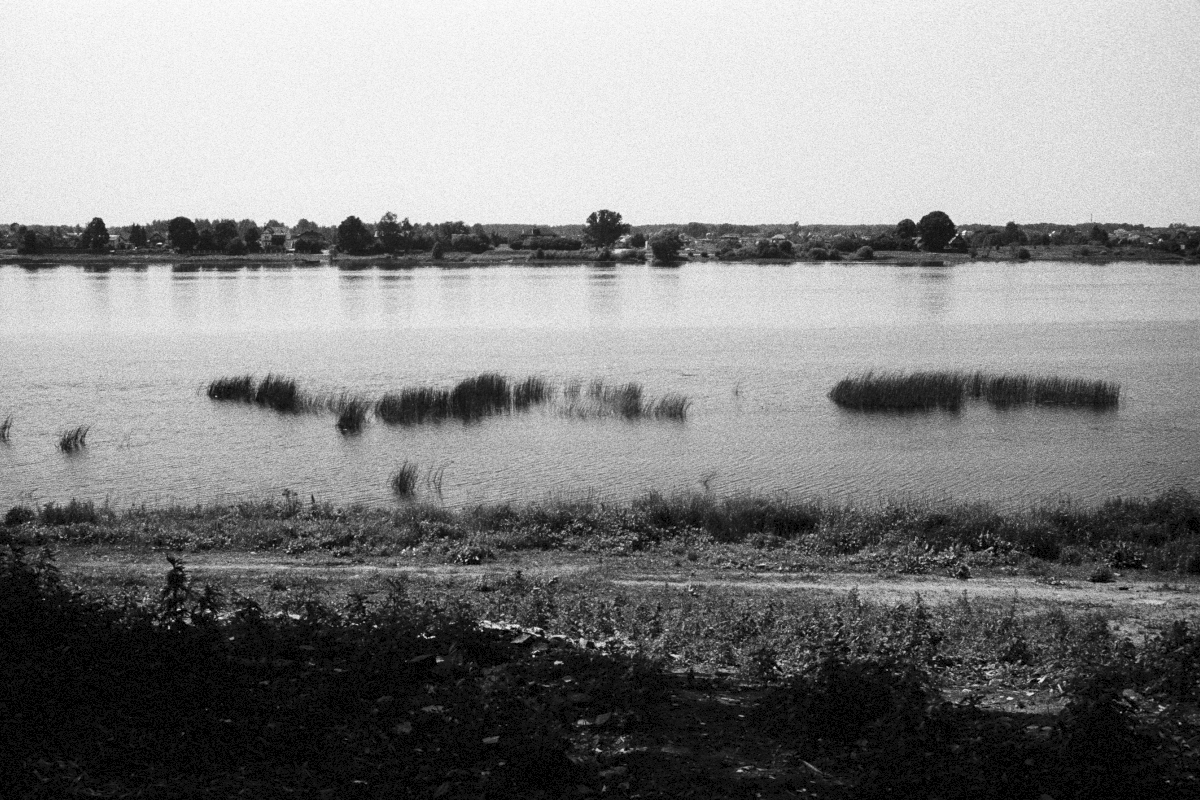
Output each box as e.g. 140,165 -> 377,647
58,425 -> 89,452
0,415 -> 11,441
389,462 -> 419,497
512,376 -> 553,410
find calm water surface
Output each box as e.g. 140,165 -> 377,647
1,260 -> 1197,510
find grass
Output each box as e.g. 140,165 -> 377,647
6,523 -> 1200,797
331,393 -> 370,433
511,375 -> 553,410
205,374 -> 255,402
389,461 -> 420,497
253,373 -> 304,413
0,414 -> 10,441
650,393 -> 691,420
58,425 -> 89,452
375,387 -> 450,425
832,370 -> 1119,412
448,373 -> 510,421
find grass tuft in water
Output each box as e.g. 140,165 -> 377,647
512,376 -> 553,411
0,415 -> 11,442
448,373 -> 510,421
389,462 -> 420,497
254,374 -> 304,413
651,393 -> 691,420
207,375 -> 256,403
590,380 -> 644,418
58,425 -> 90,452
333,395 -> 370,434
375,387 -> 450,425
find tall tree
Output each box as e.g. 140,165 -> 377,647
80,217 -> 110,249
896,218 -> 918,239
128,224 -> 147,248
212,219 -> 240,250
336,216 -> 373,254
168,217 -> 200,252
648,227 -> 684,262
583,209 -> 631,248
377,212 -> 402,253
917,211 -> 956,252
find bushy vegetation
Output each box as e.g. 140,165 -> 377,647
4,521 -> 1200,797
831,370 -> 1120,412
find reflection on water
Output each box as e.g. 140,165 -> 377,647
1,260 -> 1199,509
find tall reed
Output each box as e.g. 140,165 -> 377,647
0,415 -> 11,442
58,425 -> 89,452
254,374 -> 304,413
375,387 -> 450,425
207,375 -> 256,402
512,376 -> 553,410
589,380 -> 644,418
333,394 -> 370,433
389,461 -> 420,497
448,373 -> 510,421
651,394 -> 691,420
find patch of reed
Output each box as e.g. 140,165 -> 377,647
389,461 -> 419,497
829,371 -> 965,412
254,374 -> 303,413
590,380 -> 644,418
207,375 -> 256,402
512,376 -> 553,411
375,387 -> 450,425
833,370 -> 1120,412
448,373 -> 510,421
651,393 -> 691,420
0,415 -> 11,441
425,464 -> 446,499
58,425 -> 90,452
334,395 -> 370,433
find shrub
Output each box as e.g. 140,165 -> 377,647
40,499 -> 99,525
430,241 -> 444,260
1016,247 -> 1031,260
4,506 -> 36,526
225,238 -> 248,256
648,228 -> 684,263
809,247 -> 829,261
856,245 -> 874,260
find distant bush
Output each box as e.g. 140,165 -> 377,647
856,246 -> 874,260
648,228 -> 685,262
830,234 -> 858,253
448,233 -> 490,253
515,236 -> 582,252
225,238 -> 248,256
430,241 -> 444,260
40,499 -> 99,526
827,250 -> 843,261
1016,247 -> 1031,260
809,247 -> 829,261
4,506 -> 36,527
629,232 -> 646,248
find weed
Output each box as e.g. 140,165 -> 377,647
206,375 -> 255,402
58,425 -> 89,452
390,462 -> 419,497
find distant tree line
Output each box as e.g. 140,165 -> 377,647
5,210 -> 1198,260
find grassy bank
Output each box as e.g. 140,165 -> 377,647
5,498 -> 1200,797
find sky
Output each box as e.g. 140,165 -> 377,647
2,0 -> 1198,228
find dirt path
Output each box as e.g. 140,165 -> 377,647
59,550 -> 1200,614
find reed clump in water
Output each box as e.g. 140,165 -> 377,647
58,425 -> 90,452
829,371 -> 965,412
650,393 -> 691,420
254,374 -> 305,413
832,370 -> 1120,412
389,461 -> 420,497
448,373 -> 510,421
375,387 -> 450,425
589,379 -> 644,418
333,394 -> 370,433
0,415 -> 11,442
206,375 -> 255,402
512,376 -> 553,411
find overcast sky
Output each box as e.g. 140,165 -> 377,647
3,1 -> 1198,228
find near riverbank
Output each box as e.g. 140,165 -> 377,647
5,490 -> 1200,797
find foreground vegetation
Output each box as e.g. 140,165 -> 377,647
830,370 -> 1120,412
4,486 -> 1200,797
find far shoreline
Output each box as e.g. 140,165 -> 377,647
2,244 -> 1196,270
